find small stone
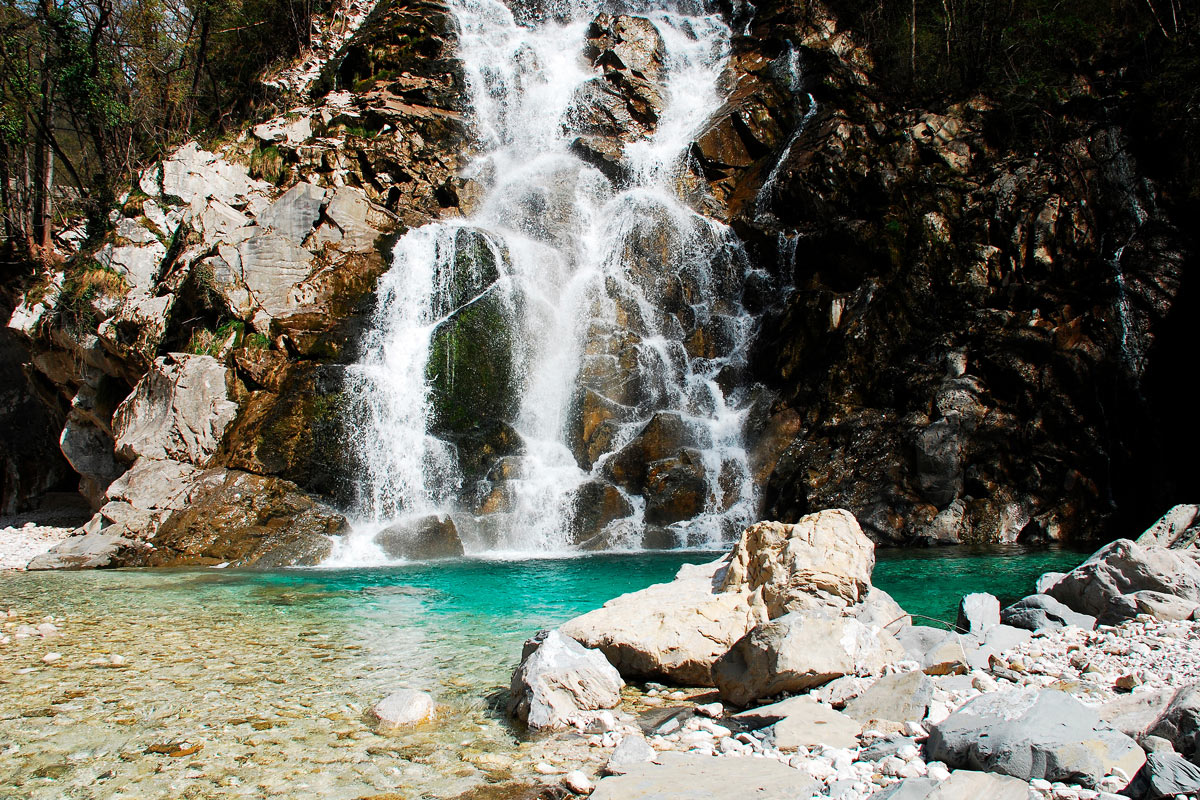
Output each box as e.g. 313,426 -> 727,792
695,702 -> 724,718
1114,673 -> 1141,691
563,770 -> 593,794
535,762 -> 560,775
41,652 -> 61,664
368,689 -> 436,730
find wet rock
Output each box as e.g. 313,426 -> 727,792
508,629 -> 623,731
559,557 -> 768,686
567,388 -> 627,470
713,612 -> 903,706
1147,684 -> 1200,762
122,469 -> 346,567
112,354 -> 238,466
1001,594 -> 1097,632
926,687 -> 1145,788
955,592 -> 1000,636
604,411 -> 701,493
643,451 -> 708,526
369,689 -> 436,729
844,670 -> 934,726
1047,539 -> 1200,617
589,751 -> 819,800
719,510 -> 876,615
375,515 -> 463,560
426,286 -> 518,439
569,480 -> 634,547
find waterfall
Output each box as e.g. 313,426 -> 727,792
330,0 -> 759,562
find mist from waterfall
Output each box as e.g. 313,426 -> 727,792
329,0 -> 759,563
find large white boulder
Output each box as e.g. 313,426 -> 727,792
112,354 -> 238,465
713,612 -> 903,706
719,510 -> 875,614
508,629 -> 623,731
1046,538 -> 1200,618
558,557 -> 768,686
559,508 -> 883,687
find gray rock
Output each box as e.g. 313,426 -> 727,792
27,532 -> 141,570
713,612 -> 903,706
605,734 -> 656,775
1130,751 -> 1200,799
1098,690 -> 1173,739
1102,589 -> 1200,624
1036,571 -> 1066,594
927,770 -> 1035,799
637,706 -> 693,736
1001,594 -> 1097,632
844,669 -> 934,725
867,777 -> 939,799
259,181 -> 327,245
854,586 -> 913,633
926,687 -> 1146,788
368,689 -> 436,729
112,354 -> 238,466
235,230 -> 316,323
1047,539 -> 1200,618
1148,684 -> 1200,762
94,240 -> 167,290
508,629 -> 623,731
315,185 -> 393,252
589,751 -> 819,800
1136,504 -> 1200,550
895,626 -> 971,675
859,735 -> 920,762
956,592 -> 1000,635
768,697 -> 861,750
59,410 -> 125,507
374,515 -> 464,560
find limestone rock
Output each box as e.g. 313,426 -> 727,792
59,410 -> 125,507
875,770 -> 1034,800
1136,504 -> 1200,550
732,695 -> 860,749
713,612 -> 903,706
259,181 -> 327,245
605,734 -> 656,775
719,509 -> 875,614
508,629 -> 623,731
1047,539 -> 1200,617
374,515 -> 463,560
112,354 -> 238,466
1148,684 -> 1200,762
589,751 -> 819,800
853,586 -> 913,632
569,479 -> 635,547
26,532 -> 142,570
1001,594 -> 1097,632
1098,689 -> 1173,739
926,687 -> 1146,788
955,593 -> 1000,636
559,556 -> 768,686
844,669 -> 934,725
895,626 -> 971,675
369,689 -> 436,729
1102,589 -> 1199,624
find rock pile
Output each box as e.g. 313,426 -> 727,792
511,505 -> 1200,800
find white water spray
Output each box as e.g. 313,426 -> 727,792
330,0 -> 759,562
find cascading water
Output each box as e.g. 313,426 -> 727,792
330,0 -> 760,562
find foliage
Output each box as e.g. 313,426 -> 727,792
186,318 -> 244,356
57,260 -> 127,331
243,331 -> 270,349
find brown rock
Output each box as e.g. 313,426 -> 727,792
375,515 -> 463,560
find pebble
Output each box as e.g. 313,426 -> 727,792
41,652 -> 61,664
563,770 -> 593,794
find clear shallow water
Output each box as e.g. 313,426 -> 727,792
0,547 -> 1087,798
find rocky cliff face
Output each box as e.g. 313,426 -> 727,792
698,0 -> 1196,544
3,0 -> 1195,562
